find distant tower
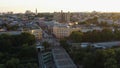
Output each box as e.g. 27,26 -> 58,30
53,10 -> 70,23
66,11 -> 70,22
35,8 -> 38,15
60,10 -> 65,23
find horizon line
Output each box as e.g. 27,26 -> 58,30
2,10 -> 120,13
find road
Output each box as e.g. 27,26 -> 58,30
38,24 -> 77,68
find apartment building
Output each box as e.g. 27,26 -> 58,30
53,10 -> 70,23
29,29 -> 42,40
53,24 -> 80,39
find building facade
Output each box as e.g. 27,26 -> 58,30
29,29 -> 42,40
53,10 -> 71,23
53,25 -> 80,39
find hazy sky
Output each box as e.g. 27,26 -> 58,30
0,0 -> 120,13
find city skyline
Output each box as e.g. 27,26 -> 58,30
0,0 -> 120,13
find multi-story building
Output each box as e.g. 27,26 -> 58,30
53,24 -> 80,39
29,29 -> 42,40
53,10 -> 70,23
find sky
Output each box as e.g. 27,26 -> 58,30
0,0 -> 120,13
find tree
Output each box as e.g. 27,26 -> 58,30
33,63 -> 38,68
19,33 -> 36,45
101,28 -> 114,41
19,44 -> 37,58
0,64 -> 5,68
42,41 -> 50,50
69,31 -> 83,42
115,48 -> 120,64
114,29 -> 120,40
83,52 -> 95,68
0,52 -> 4,63
0,33 -> 37,68
104,58 -> 117,68
26,63 -> 32,68
0,34 -> 12,52
60,39 -> 70,51
69,28 -> 120,43
6,58 -> 20,68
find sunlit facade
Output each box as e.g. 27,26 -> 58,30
29,29 -> 42,40
53,25 -> 80,39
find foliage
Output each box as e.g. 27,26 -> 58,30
69,46 -> 120,68
104,58 -> 117,68
0,33 -> 35,52
69,31 -> 83,42
6,58 -> 20,68
42,41 -> 50,50
18,44 -> 37,59
60,39 -> 70,51
0,33 -> 38,68
69,28 -> 120,43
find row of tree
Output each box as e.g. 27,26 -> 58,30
78,17 -> 120,28
60,40 -> 120,68
70,46 -> 120,68
69,28 -> 120,43
6,58 -> 37,68
0,33 -> 38,68
0,33 -> 35,52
